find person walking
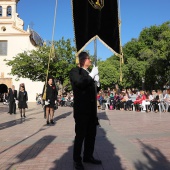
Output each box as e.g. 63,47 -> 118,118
7,88 -> 11,113
18,85 -> 28,118
69,51 -> 101,170
8,85 -> 17,114
44,76 -> 58,125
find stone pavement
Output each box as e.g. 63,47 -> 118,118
0,102 -> 170,170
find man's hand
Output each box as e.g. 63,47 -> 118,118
94,75 -> 99,82
94,75 -> 100,87
89,66 -> 98,79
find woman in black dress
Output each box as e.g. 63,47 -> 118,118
18,86 -> 28,117
45,77 -> 58,125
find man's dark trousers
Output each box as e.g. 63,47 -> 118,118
73,115 -> 97,162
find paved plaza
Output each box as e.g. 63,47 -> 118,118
0,102 -> 170,170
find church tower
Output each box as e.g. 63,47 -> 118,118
0,0 -> 44,101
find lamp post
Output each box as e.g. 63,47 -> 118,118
142,77 -> 145,90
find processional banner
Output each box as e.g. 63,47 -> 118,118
72,0 -> 120,55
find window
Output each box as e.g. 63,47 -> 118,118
0,6 -> 2,17
7,6 -> 12,17
0,41 -> 8,56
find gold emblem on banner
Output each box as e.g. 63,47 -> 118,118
88,0 -> 104,10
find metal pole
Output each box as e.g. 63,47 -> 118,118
94,37 -> 97,66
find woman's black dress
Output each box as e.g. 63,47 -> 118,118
46,84 -> 57,108
18,91 -> 28,109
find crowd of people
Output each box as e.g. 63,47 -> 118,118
36,92 -> 74,107
97,87 -> 170,113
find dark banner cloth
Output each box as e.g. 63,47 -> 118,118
72,0 -> 120,54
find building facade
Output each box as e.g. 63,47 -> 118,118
0,0 -> 44,102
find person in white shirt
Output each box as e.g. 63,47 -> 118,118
164,89 -> 170,112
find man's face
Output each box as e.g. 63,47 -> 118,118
84,56 -> 91,68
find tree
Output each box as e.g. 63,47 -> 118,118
5,37 -> 76,91
122,21 -> 170,90
97,55 -> 122,89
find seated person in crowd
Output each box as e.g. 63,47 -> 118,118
119,92 -> 128,111
142,91 -> 152,112
126,91 -> 134,111
164,89 -> 170,112
60,95 -> 66,106
157,89 -> 166,112
98,93 -> 104,106
112,92 -> 120,110
150,90 -> 159,112
134,90 -> 146,111
109,93 -> 114,109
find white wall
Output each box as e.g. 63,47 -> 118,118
0,0 -> 44,101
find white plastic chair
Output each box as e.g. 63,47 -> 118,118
165,102 -> 170,112
104,98 -> 110,110
131,103 -> 135,111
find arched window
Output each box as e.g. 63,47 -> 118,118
0,6 -> 2,17
7,6 -> 12,17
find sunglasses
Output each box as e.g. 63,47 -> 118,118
85,57 -> 91,60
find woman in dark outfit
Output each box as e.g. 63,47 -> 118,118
18,86 -> 28,117
45,77 -> 58,125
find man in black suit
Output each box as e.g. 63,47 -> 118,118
8,85 -> 17,114
69,52 -> 101,170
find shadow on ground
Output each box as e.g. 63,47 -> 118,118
135,139 -> 170,170
4,135 -> 56,170
54,111 -> 72,122
0,117 -> 34,130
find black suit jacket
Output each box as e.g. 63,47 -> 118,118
69,67 -> 100,122
8,89 -> 17,102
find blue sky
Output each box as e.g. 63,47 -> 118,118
17,0 -> 170,60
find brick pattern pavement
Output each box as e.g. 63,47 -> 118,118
0,103 -> 170,170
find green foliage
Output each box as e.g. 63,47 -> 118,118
122,21 -> 170,90
5,37 -> 76,90
98,60 -> 120,89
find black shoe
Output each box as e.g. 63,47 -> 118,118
50,120 -> 54,124
47,120 -> 50,125
21,115 -> 23,118
73,161 -> 84,170
83,157 -> 102,164
23,115 -> 26,118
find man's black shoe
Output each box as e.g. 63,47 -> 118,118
73,161 -> 84,170
83,157 -> 102,164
